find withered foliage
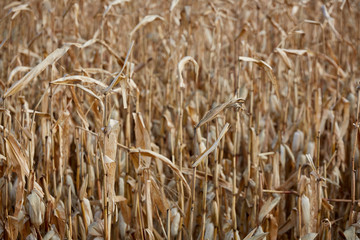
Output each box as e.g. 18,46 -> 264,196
0,0 -> 359,239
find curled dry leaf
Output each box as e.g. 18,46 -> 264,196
195,98 -> 245,129
239,56 -> 279,98
178,56 -> 199,89
51,75 -> 107,88
129,15 -> 164,38
8,3 -> 31,20
8,66 -> 32,84
275,48 -> 294,69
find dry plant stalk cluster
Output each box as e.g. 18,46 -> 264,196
0,0 -> 359,239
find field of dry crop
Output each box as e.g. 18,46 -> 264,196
0,0 -> 359,239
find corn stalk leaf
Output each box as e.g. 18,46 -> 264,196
192,123 -> 230,168
4,45 -> 70,98
129,148 -> 191,195
195,98 -> 244,129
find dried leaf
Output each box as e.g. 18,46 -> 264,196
104,41 -> 134,94
195,98 -> 244,129
258,196 -> 281,223
239,56 -> 279,98
321,5 -> 341,40
5,215 -> 19,240
129,148 -> 191,194
133,113 -> 151,167
192,123 -> 230,168
150,178 -> 169,215
301,233 -> 318,240
103,0 -> 131,17
51,75 -> 107,88
269,214 -> 278,240
105,156 -> 116,213
170,0 -> 179,11
88,220 -> 104,237
5,134 -> 30,181
279,48 -> 308,56
8,66 -> 31,84
178,56 -> 199,89
4,45 -> 70,98
275,48 -> 294,69
129,15 -> 164,38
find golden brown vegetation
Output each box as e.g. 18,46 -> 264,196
0,0 -> 359,239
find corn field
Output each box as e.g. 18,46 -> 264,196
0,0 -> 360,239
